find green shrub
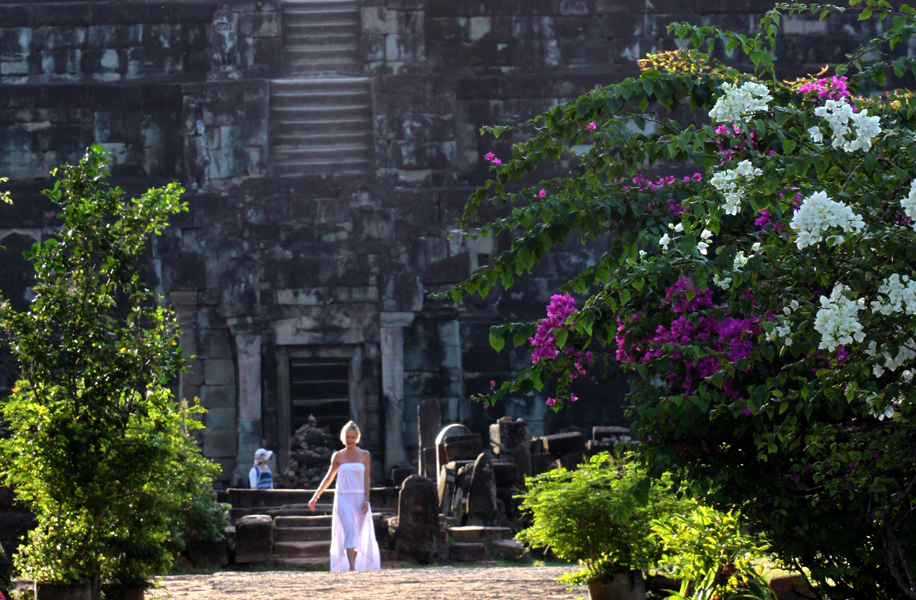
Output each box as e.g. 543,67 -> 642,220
516,451 -> 689,585
652,504 -> 772,597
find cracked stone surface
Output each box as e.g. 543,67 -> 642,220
147,566 -> 581,600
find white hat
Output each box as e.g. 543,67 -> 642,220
254,448 -> 273,463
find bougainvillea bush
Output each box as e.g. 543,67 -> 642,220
450,2 -> 916,598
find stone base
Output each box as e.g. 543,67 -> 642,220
491,539 -> 530,563
449,542 -> 486,562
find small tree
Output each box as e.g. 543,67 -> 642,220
0,146 -> 221,589
452,3 -> 916,598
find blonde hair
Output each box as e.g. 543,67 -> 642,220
340,421 -> 361,445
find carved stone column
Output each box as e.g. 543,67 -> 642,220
381,312 -> 414,472
170,291 -> 201,404
232,321 -> 262,482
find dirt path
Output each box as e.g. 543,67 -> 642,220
148,566 -> 583,600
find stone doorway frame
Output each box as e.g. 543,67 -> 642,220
276,344 -> 366,471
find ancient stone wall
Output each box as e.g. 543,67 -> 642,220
0,0 -> 903,491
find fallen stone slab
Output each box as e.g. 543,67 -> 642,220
592,426 -> 631,441
541,432 -> 585,455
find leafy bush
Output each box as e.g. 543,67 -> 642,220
0,147 -> 221,588
516,452 -> 689,584
652,504 -> 770,597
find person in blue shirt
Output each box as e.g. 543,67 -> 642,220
249,448 -> 274,490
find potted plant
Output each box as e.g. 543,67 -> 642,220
516,452 -> 689,600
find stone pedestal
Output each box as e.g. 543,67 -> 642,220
489,419 -> 531,484
234,515 -> 273,563
395,475 -> 439,563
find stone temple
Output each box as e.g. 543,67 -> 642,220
0,0 -> 878,486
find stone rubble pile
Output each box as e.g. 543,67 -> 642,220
276,415 -> 336,489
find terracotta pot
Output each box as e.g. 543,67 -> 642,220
587,571 -> 646,600
34,582 -> 94,600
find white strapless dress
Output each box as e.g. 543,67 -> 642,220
330,462 -> 381,572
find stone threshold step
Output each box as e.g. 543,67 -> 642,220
274,540 -> 332,554
448,526 -> 514,543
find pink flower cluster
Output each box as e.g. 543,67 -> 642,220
614,172 -> 703,216
714,123 -> 759,160
529,294 -> 594,376
616,278 -> 760,396
797,75 -> 852,102
616,173 -> 702,192
484,152 -> 502,166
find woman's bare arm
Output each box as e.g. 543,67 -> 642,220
309,451 -> 340,510
362,450 -> 371,513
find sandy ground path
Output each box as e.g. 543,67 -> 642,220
148,566 -> 583,600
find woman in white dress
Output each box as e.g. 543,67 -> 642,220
308,421 -> 381,572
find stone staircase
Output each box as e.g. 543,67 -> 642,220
228,489 -> 397,566
269,0 -> 374,177
273,512 -> 334,566
282,0 -> 361,76
269,78 -> 374,177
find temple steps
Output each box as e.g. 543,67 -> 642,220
269,77 -> 374,177
270,1 -> 373,176
282,0 -> 361,76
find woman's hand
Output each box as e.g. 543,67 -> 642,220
309,496 -> 318,511
362,500 -> 369,515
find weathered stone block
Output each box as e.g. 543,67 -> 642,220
491,461 -> 518,487
203,429 -> 238,458
200,384 -> 235,409
552,450 -> 585,471
206,407 -> 237,431
204,358 -> 235,385
392,465 -> 417,488
541,432 -> 585,455
234,515 -> 272,562
396,475 -> 439,563
442,433 -> 482,462
593,426 -> 631,441
466,453 -> 498,526
492,539 -> 530,562
531,452 -> 555,475
489,419 -> 529,454
449,542 -> 486,562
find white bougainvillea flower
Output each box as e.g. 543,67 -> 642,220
900,180 -> 916,228
811,98 -> 881,152
710,160 -> 763,215
871,274 -> 916,315
709,81 -> 773,123
790,191 -> 865,249
814,284 -> 865,352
